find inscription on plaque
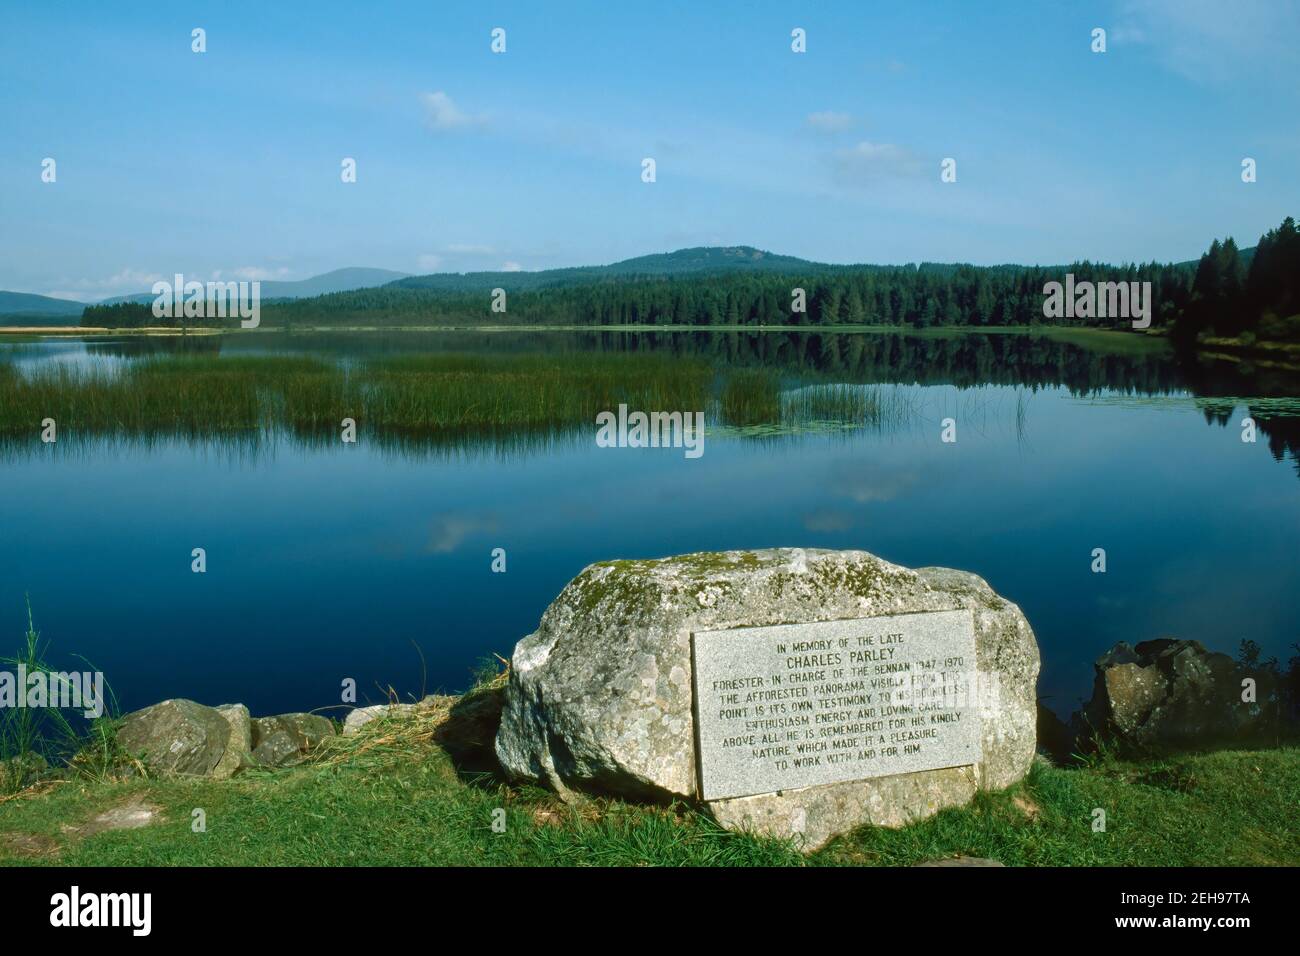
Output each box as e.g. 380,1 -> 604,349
691,609 -> 981,801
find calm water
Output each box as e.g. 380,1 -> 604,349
3,330 -> 1299,722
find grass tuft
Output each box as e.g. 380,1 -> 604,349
1,601 -> 121,795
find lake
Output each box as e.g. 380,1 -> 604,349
2,328 -> 1298,724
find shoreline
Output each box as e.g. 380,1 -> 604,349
0,326 -> 223,336
11,323 -> 1297,366
0,323 -> 1165,339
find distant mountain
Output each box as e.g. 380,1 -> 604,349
391,246 -> 839,293
0,291 -> 87,325
2,242 -> 1265,326
98,267 -> 412,305
603,246 -> 825,275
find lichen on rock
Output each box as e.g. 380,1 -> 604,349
495,548 -> 1040,849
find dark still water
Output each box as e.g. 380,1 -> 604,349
2,329 -> 1299,722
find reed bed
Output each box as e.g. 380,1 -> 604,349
782,383 -> 883,426
0,352 -> 713,439
719,369 -> 782,426
0,352 -> 911,446
360,353 -> 711,431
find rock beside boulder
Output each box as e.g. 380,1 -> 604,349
114,699 -> 335,777
116,699 -> 234,777
1081,638 -> 1275,750
495,548 -> 1040,850
343,702 -> 419,736
341,695 -> 460,736
251,713 -> 336,768
213,704 -> 255,779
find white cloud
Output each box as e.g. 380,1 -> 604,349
830,466 -> 917,504
42,265 -> 300,300
105,268 -> 163,287
420,91 -> 486,131
41,267 -> 162,299
499,261 -> 522,272
830,141 -> 923,185
43,291 -> 99,302
802,509 -> 854,533
219,266 -> 291,281
1108,23 -> 1146,44
416,254 -> 443,271
806,111 -> 854,133
1115,0 -> 1300,84
426,514 -> 498,553
444,243 -> 495,255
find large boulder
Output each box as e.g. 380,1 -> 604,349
495,548 -> 1039,849
115,699 -> 234,777
1082,639 -> 1271,749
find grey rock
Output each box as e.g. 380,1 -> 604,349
495,548 -> 1040,849
710,764 -> 982,851
251,713 -> 335,767
343,703 -> 418,736
342,695 -> 464,735
65,798 -> 162,838
213,704 -> 255,779
115,699 -> 233,776
1103,663 -> 1168,735
1083,638 -> 1267,749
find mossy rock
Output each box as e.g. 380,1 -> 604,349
495,548 -> 1039,849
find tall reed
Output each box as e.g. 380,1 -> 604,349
0,600 -> 119,793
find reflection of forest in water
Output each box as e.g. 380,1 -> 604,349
7,328 -> 1300,472
71,327 -> 1300,393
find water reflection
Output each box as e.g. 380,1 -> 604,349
3,330 -> 1298,472
1,329 -> 1298,718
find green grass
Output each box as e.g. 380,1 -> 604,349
783,384 -> 882,426
1,693 -> 1294,866
360,353 -> 711,432
0,353 -> 716,441
719,369 -> 782,426
0,351 -> 911,444
816,750 -> 1299,866
0,357 -> 280,435
1,601 -> 119,796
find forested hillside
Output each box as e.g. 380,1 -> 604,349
80,219 -> 1300,346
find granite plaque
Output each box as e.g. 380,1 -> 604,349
692,609 -> 981,801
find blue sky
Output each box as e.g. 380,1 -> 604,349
2,0 -> 1297,300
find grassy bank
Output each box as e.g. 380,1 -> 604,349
1,689 -> 1295,867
